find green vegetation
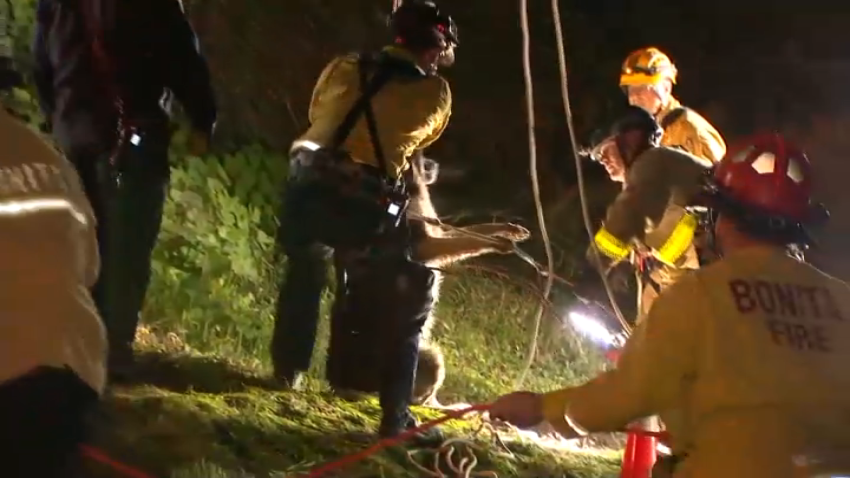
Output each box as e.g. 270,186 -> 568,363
5,1 -> 623,476
82,138 -> 617,477
84,346 -> 620,478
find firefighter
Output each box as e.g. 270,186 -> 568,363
585,105 -> 712,326
489,133 -> 848,478
0,104 -> 105,476
272,0 -> 455,440
619,46 -> 726,165
33,0 -> 217,381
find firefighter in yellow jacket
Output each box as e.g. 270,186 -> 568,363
490,133 -> 850,478
273,0 -> 456,441
0,106 -> 105,475
620,46 -> 726,166
586,105 -> 712,324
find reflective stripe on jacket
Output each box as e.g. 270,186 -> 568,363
0,108 -> 105,394
590,146 -> 710,270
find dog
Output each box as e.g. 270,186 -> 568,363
327,152 -> 531,406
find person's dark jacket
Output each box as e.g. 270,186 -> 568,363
32,0 -> 217,155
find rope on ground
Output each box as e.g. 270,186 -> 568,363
80,445 -> 155,478
406,416 -> 501,478
512,0 -> 556,391
549,0 -> 632,335
300,404 -> 491,477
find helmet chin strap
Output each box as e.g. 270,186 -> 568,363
703,206 -> 810,263
705,212 -> 724,260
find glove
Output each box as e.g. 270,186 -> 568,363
572,256 -> 636,304
607,260 -> 635,293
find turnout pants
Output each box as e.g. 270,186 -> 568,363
68,130 -> 170,374
271,149 -> 391,380
325,254 -> 435,426
273,150 -> 433,431
0,366 -> 99,477
271,179 -> 335,380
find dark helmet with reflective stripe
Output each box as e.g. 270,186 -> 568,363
390,1 -> 458,51
610,105 -> 663,147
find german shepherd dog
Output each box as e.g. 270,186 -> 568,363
326,153 -> 531,406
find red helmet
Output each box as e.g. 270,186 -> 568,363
712,133 -> 814,222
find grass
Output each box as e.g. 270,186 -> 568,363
82,349 -> 621,478
65,141 -> 625,477
80,267 -> 623,478
4,9 -> 625,475
145,265 -> 610,404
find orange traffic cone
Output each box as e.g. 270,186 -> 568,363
607,350 -> 657,477
620,430 -> 657,478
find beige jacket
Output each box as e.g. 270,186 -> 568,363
591,146 -> 711,291
543,247 -> 850,477
0,108 -> 106,394
657,97 -> 726,166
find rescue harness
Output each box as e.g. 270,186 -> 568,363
288,51 -> 427,251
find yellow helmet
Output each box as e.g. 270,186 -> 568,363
619,47 -> 678,87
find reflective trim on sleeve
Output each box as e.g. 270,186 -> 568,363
656,212 -> 697,265
0,197 -> 88,226
594,228 -> 631,261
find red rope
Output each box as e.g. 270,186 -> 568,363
77,405 -> 667,478
298,404 -> 492,477
75,405 -> 488,478
80,445 -> 156,478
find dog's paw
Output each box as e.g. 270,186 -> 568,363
492,223 -> 532,242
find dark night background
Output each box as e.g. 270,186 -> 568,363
183,0 -> 850,278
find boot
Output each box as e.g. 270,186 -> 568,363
106,344 -> 137,384
378,408 -> 445,447
273,368 -> 306,391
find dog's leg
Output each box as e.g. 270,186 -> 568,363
445,223 -> 531,242
413,235 -> 509,268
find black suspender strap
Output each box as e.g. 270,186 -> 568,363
357,55 -> 392,181
327,54 -> 394,160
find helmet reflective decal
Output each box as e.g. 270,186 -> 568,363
707,132 -> 826,237
787,157 -> 805,183
731,145 -> 755,163
751,152 -> 776,174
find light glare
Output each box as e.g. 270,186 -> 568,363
568,311 -> 617,347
